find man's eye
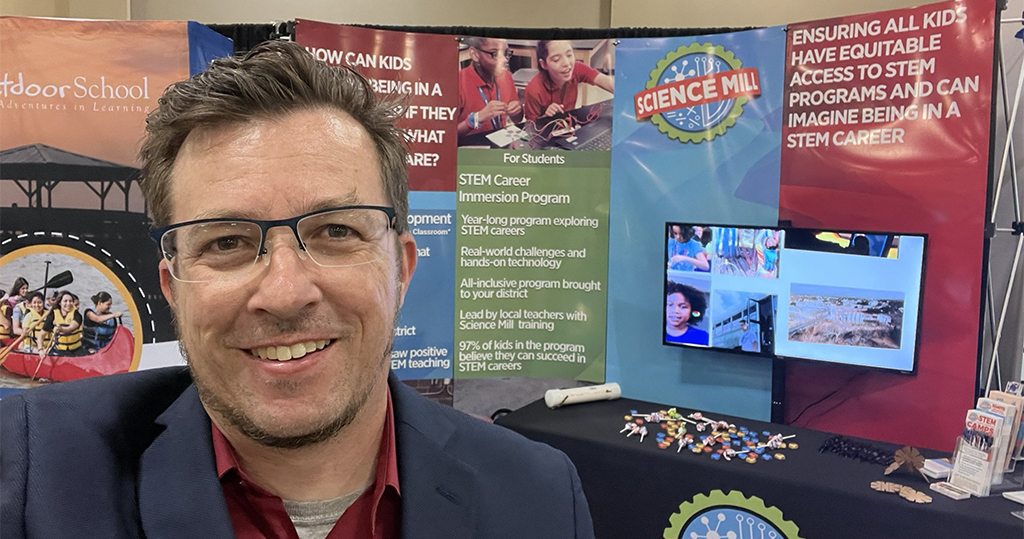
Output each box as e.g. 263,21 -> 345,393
213,236 -> 241,251
326,224 -> 353,238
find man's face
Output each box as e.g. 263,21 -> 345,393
472,38 -> 509,80
29,296 -> 43,314
160,108 -> 416,448
666,292 -> 691,329
540,41 -> 575,86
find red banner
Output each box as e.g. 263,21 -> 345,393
780,0 -> 995,450
295,20 -> 459,192
633,67 -> 761,119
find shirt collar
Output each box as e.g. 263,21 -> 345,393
211,385 -> 400,495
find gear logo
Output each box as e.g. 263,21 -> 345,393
663,490 -> 803,539
638,43 -> 759,143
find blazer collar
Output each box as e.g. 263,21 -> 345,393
390,374 -> 479,539
137,372 -> 480,539
138,380 -> 235,539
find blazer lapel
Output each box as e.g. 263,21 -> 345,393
138,384 -> 235,539
391,376 -> 479,539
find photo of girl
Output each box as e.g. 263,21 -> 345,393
664,280 -> 710,346
667,224 -> 710,272
524,40 -> 615,121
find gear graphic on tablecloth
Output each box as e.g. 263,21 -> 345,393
645,43 -> 748,143
662,490 -> 803,539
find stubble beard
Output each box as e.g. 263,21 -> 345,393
177,294 -> 400,451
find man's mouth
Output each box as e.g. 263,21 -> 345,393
249,340 -> 335,361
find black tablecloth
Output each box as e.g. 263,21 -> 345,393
496,397 -> 1024,539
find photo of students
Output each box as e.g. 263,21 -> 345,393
667,224 -> 710,272
664,280 -> 709,346
457,37 -> 614,151
524,40 -> 615,121
457,37 -> 523,140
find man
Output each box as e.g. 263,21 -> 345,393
1,41 -> 593,539
738,319 -> 760,353
456,36 -> 523,140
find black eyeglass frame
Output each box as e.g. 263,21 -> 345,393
149,205 -> 398,263
473,45 -> 514,61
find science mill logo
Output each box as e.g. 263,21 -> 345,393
662,490 -> 803,539
634,43 -> 761,143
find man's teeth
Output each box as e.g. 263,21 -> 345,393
251,340 -> 330,361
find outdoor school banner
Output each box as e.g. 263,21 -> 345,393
294,21 -> 460,383
779,0 -> 996,450
0,18 -> 231,393
607,29 -> 787,419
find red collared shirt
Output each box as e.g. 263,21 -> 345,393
457,64 -> 518,135
212,389 -> 400,539
523,61 -> 599,121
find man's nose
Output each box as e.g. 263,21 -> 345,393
246,230 -> 323,316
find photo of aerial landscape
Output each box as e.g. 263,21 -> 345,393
788,284 -> 904,350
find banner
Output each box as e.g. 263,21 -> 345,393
453,36 -> 614,383
606,29 -> 786,416
780,0 -> 995,450
0,18 -> 231,393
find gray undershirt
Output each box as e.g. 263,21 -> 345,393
282,487 -> 367,539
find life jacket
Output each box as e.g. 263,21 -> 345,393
19,309 -> 45,351
83,309 -> 117,348
52,309 -> 82,351
0,303 -> 11,339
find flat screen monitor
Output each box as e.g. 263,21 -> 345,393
663,223 -> 926,374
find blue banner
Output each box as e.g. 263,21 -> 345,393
606,28 -> 786,418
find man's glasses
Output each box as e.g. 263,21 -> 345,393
151,206 -> 397,283
474,46 -> 514,61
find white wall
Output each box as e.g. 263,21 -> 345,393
0,0 -> 127,19
610,0 -> 924,27
128,0 -> 607,27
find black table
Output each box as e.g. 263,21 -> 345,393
496,397 -> 1024,539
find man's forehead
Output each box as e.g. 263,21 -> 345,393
180,109 -> 370,154
169,109 -> 383,221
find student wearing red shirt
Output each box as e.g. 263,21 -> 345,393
457,37 -> 523,139
524,40 -> 615,121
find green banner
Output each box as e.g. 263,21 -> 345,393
454,149 -> 609,382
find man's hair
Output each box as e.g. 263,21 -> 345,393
139,40 -> 410,233
26,292 -> 44,304
665,281 -> 707,322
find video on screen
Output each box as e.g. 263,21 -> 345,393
663,223 -> 925,373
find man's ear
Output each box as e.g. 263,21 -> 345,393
397,232 -> 418,307
158,259 -> 177,311
468,46 -> 479,64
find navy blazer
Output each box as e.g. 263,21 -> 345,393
1,367 -> 594,539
